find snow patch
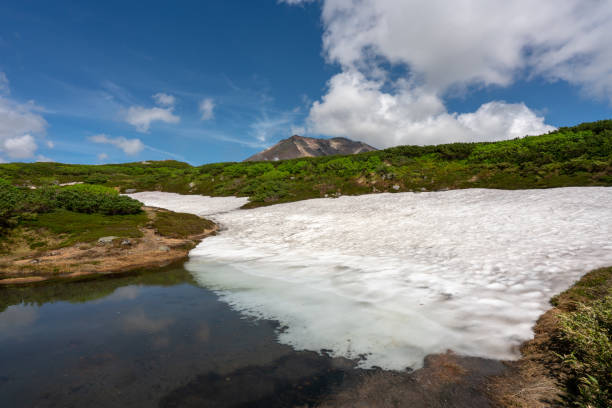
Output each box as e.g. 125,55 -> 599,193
131,188 -> 612,370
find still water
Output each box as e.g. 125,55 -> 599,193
0,265 -> 353,408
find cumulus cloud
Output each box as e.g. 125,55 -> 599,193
125,105 -> 179,132
319,0 -> 612,96
152,92 -> 176,107
0,98 -> 47,143
199,98 -> 215,120
3,134 -> 38,159
125,94 -> 180,132
0,91 -> 47,159
0,73 -> 50,160
289,0 -> 612,146
89,134 -> 145,155
309,70 -> 555,147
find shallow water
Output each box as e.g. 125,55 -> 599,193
0,266 -> 354,408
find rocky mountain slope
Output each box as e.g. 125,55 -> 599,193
245,135 -> 377,161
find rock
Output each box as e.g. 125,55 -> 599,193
124,189 -> 137,194
188,182 -> 196,188
392,184 -> 400,191
98,236 -> 119,244
158,245 -> 170,252
29,259 -> 40,264
120,239 -> 131,246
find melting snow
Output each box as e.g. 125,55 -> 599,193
130,188 -> 612,370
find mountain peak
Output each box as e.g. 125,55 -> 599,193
244,135 -> 377,162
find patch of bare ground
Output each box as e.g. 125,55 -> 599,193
0,207 -> 217,285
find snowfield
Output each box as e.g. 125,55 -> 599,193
129,188 -> 612,370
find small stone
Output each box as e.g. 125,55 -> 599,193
30,259 -> 40,264
158,245 -> 170,252
121,239 -> 131,246
98,236 -> 119,244
124,189 -> 137,194
392,184 -> 400,190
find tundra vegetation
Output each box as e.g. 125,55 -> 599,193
1,120 -> 610,208
551,267 -> 612,408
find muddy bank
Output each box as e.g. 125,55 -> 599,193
0,207 -> 217,285
158,350 -> 506,408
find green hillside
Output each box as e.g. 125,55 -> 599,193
1,120 -> 611,207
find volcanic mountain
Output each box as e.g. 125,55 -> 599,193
245,135 -> 377,161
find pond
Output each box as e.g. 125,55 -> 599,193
0,265 -> 354,408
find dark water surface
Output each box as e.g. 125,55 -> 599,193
0,265 -> 353,408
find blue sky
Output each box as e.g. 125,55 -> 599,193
1,0 -> 611,165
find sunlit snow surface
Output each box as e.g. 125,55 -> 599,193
130,188 -> 612,370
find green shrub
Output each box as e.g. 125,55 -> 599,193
558,293 -> 612,408
84,175 -> 109,184
0,178 -> 23,229
98,195 -> 142,215
53,184 -> 142,215
251,180 -> 289,202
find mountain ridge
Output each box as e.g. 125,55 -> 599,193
245,135 -> 377,162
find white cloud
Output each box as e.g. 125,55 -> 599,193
0,74 -> 48,159
36,154 -> 53,162
290,125 -> 306,136
125,105 -> 179,132
0,97 -> 47,143
319,0 -> 612,97
89,134 -> 145,155
308,70 -> 554,148
199,98 -> 215,120
46,140 -> 54,148
3,134 -> 38,159
290,0 -> 612,146
251,112 -> 298,143
278,0 -> 315,4
97,152 -> 108,161
0,72 -> 9,95
152,92 -> 176,107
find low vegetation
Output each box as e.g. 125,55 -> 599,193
152,211 -> 215,239
552,268 -> 612,408
493,267 -> 611,408
0,180 -> 143,236
0,120 -> 610,207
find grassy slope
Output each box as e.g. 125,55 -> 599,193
0,120 -> 610,207
0,208 -> 213,255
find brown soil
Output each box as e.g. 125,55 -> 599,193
0,207 -> 217,285
489,309 -> 565,407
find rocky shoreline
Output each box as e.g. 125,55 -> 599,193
0,207 -> 217,286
